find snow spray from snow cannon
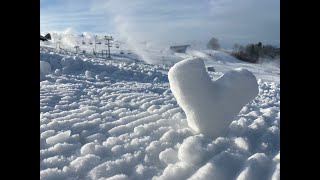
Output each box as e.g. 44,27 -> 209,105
168,58 -> 258,138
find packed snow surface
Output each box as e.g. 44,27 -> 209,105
40,40 -> 279,180
168,58 -> 259,138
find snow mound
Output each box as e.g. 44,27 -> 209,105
46,130 -> 71,145
40,61 -> 52,75
168,58 -> 258,138
159,148 -> 178,164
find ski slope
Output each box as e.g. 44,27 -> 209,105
40,35 -> 280,180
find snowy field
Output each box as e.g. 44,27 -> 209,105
40,37 -> 279,180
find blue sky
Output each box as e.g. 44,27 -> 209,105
40,0 -> 280,48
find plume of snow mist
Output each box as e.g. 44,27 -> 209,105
113,15 -> 157,64
47,28 -> 79,50
186,49 -> 210,59
258,58 -> 280,68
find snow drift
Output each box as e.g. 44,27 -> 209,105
168,58 -> 258,138
40,45 -> 279,179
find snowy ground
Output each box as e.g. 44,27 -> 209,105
40,38 -> 279,180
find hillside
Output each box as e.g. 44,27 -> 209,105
40,35 -> 280,180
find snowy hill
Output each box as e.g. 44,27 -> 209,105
40,34 -> 280,180
40,32 -> 279,82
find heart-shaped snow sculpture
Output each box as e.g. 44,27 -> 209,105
168,58 -> 258,138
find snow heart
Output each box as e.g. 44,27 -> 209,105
168,58 -> 258,138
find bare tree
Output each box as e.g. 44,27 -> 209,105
207,37 -> 220,50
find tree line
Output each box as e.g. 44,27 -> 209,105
231,42 -> 280,63
206,37 -> 280,63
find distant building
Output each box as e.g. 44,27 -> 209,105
169,45 -> 190,53
207,66 -> 215,72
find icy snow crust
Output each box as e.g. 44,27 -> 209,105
40,46 -> 280,180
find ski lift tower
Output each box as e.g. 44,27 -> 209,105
56,42 -> 61,49
74,46 -> 80,54
104,35 -> 113,59
93,35 -> 97,52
